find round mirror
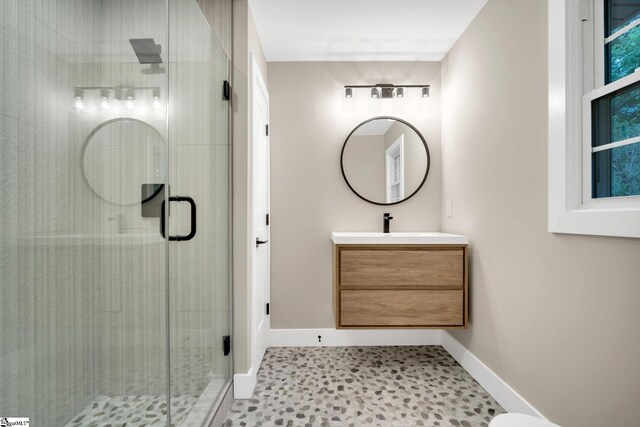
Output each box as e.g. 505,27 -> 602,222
82,118 -> 165,206
341,117 -> 430,205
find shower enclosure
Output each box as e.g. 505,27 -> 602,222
1,0 -> 232,425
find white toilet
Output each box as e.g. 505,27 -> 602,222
490,414 -> 561,427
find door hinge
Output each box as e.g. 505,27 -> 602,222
266,213 -> 270,226
265,124 -> 269,136
223,335 -> 231,356
266,303 -> 270,315
223,80 -> 231,101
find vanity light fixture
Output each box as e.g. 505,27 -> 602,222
345,84 -> 430,99
73,85 -> 162,113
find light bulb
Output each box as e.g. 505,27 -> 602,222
370,87 -> 380,99
73,89 -> 84,111
345,87 -> 353,98
125,87 -> 135,111
421,87 -> 430,98
396,87 -> 404,98
152,88 -> 161,111
99,89 -> 109,111
74,98 -> 85,111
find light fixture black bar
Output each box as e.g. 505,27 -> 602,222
344,84 -> 430,88
73,86 -> 162,91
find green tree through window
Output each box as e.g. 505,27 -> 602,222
593,2 -> 640,198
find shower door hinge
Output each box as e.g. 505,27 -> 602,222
265,124 -> 269,136
266,303 -> 270,315
223,335 -> 231,356
223,80 -> 231,101
266,213 -> 270,226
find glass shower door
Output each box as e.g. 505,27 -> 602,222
166,0 -> 232,425
1,0 -> 173,425
0,0 -> 231,425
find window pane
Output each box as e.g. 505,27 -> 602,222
592,80 -> 640,146
592,143 -> 640,198
606,0 -> 640,36
606,24 -> 640,83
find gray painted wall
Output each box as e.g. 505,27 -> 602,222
442,0 -> 640,425
341,135 -> 386,202
267,61 -> 442,329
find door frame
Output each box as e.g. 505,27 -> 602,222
385,135 -> 405,203
248,53 -> 270,389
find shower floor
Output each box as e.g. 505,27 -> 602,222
65,394 -> 198,427
65,377 -> 228,427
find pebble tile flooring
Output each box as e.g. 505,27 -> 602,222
65,394 -> 198,427
223,346 -> 505,427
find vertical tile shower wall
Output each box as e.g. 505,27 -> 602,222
0,0 -> 232,425
1,1 -> 106,424
96,1 -> 170,404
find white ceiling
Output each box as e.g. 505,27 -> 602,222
249,0 -> 488,62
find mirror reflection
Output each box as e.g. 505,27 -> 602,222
82,118 -> 165,206
341,117 -> 430,205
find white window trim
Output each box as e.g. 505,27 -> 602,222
385,135 -> 404,203
548,0 -> 640,238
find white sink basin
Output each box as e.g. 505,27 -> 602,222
331,232 -> 468,245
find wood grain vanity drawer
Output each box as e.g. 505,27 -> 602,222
340,289 -> 463,327
340,249 -> 463,289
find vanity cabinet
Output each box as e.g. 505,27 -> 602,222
333,244 -> 468,328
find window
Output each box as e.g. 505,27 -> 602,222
605,0 -> 640,83
589,80 -> 640,198
548,0 -> 640,238
584,0 -> 640,203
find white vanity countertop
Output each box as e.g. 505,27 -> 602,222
331,232 -> 469,245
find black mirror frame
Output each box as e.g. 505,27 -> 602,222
340,116 -> 431,206
81,117 -> 166,206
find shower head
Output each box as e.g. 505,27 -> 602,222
129,38 -> 163,64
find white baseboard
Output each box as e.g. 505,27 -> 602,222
440,331 -> 546,420
233,368 -> 257,399
268,328 -> 441,347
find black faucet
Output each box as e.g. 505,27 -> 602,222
383,213 -> 393,234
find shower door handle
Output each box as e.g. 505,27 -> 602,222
160,196 -> 197,241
